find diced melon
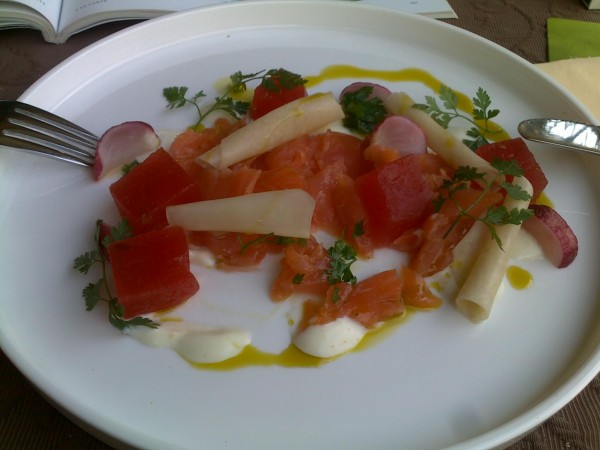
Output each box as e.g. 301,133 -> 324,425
475,138 -> 548,200
355,155 -> 435,246
107,226 -> 199,318
109,148 -> 202,234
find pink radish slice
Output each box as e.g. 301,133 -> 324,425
339,82 -> 391,103
522,204 -> 578,268
93,121 -> 160,180
370,115 -> 427,156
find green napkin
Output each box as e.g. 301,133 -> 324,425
547,18 -> 600,61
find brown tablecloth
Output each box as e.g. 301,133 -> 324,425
1,1 -> 599,449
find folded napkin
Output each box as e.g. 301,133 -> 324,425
547,18 -> 600,61
536,57 -> 600,121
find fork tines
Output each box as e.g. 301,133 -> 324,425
0,100 -> 98,167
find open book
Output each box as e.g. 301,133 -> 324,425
1,0 -> 457,44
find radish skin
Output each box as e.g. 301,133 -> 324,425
93,121 -> 160,180
339,82 -> 391,103
196,92 -> 344,169
384,92 -> 498,184
370,115 -> 427,156
522,204 -> 578,268
166,189 -> 316,238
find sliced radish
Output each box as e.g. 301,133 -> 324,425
93,121 -> 160,180
522,204 -> 578,268
339,82 -> 391,103
369,115 -> 427,156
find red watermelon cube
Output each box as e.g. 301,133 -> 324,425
109,148 -> 202,234
475,138 -> 548,200
107,226 -> 199,318
355,154 -> 435,246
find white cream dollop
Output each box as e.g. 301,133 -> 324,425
293,317 -> 367,358
126,321 -> 251,363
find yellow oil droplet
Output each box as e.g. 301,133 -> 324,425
506,265 -> 533,290
305,64 -> 509,141
533,191 -> 554,208
354,310 -> 413,353
189,344 -> 327,371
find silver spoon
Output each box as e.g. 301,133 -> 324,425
518,118 -> 600,156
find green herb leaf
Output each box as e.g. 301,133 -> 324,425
491,157 -> 524,177
164,68 -> 306,128
73,251 -> 99,274
82,281 -> 101,311
292,274 -> 305,284
435,161 -> 533,249
74,220 -> 159,330
122,160 -> 139,175
107,220 -> 133,244
326,239 -> 358,285
414,85 -> 502,150
353,221 -> 365,238
331,286 -> 342,304
260,68 -> 307,91
340,86 -> 388,135
501,182 -> 533,201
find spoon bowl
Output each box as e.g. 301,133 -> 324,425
518,118 -> 600,156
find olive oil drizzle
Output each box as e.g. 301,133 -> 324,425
188,309 -> 415,371
306,64 -> 509,141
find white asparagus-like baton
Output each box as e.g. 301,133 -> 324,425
166,189 -> 316,238
454,175 -> 533,323
197,92 -> 344,169
384,92 -> 498,184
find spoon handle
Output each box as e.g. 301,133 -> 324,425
518,118 -> 600,156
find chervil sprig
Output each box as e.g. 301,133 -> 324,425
326,239 -> 358,285
414,85 -> 501,150
435,158 -> 533,250
163,85 -> 249,129
73,220 -> 159,330
163,68 -> 306,128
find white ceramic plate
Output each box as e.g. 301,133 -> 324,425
2,2 -> 600,449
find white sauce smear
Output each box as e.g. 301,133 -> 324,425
293,317 -> 367,358
127,321 -> 251,363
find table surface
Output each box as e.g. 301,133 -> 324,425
1,0 -> 600,449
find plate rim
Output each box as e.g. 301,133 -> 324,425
3,2 -> 600,449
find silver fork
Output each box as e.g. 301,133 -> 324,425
0,100 -> 97,167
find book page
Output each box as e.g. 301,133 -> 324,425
58,0 -> 455,35
57,0 -> 233,33
4,0 -> 61,27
